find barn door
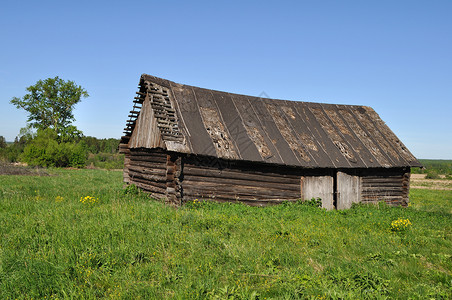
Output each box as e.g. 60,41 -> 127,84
336,172 -> 360,210
302,176 -> 334,210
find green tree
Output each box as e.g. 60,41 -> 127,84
0,136 -> 7,148
10,77 -> 89,134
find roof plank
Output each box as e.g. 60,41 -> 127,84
124,74 -> 421,169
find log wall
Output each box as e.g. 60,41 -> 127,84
180,155 -> 303,206
126,148 -> 168,200
121,148 -> 411,208
358,168 -> 410,206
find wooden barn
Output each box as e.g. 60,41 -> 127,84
119,74 -> 421,209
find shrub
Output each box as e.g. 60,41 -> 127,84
20,129 -> 87,167
70,142 -> 88,167
86,152 -> 124,169
123,184 -> 141,196
425,170 -> 440,179
0,133 -> 31,162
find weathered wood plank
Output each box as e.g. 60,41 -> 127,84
128,170 -> 166,182
182,174 -> 300,191
362,183 -> 403,187
129,177 -> 167,193
128,160 -> 167,170
361,187 -> 403,193
183,195 -> 298,206
302,176 -> 334,209
182,183 -> 301,199
183,163 -> 300,178
337,172 -> 360,210
183,166 -> 300,185
130,150 -> 168,157
130,155 -> 167,162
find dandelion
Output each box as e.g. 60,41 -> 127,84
80,195 -> 98,205
55,196 -> 64,202
391,218 -> 412,232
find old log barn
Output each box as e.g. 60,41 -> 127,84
119,74 -> 421,209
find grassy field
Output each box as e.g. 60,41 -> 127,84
0,169 -> 451,299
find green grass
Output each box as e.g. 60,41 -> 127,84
410,188 -> 452,214
1,170 -> 451,299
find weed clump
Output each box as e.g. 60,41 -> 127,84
390,218 -> 412,232
80,195 -> 98,205
297,197 -> 322,207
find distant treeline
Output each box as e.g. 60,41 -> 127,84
0,131 -> 123,169
412,159 -> 452,176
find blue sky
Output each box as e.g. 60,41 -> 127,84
1,1 -> 451,159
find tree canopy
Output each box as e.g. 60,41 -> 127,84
10,77 -> 89,134
0,136 -> 7,148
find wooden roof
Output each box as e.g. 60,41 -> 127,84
121,74 -> 421,169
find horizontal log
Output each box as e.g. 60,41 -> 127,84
361,196 -> 404,201
183,195 -> 298,206
128,165 -> 166,177
119,147 -> 130,154
362,181 -> 403,186
362,177 -> 403,182
361,197 -> 403,202
183,163 -> 300,178
129,177 -> 167,192
362,176 -> 403,180
361,191 -> 403,197
183,166 -> 300,185
129,182 -> 165,196
130,155 -> 167,161
182,174 -> 300,191
129,170 -> 166,183
362,184 -> 403,189
130,154 -> 167,162
130,155 -> 166,164
363,182 -> 403,186
129,160 -> 166,170
361,193 -> 403,197
182,192 -> 301,203
182,183 -> 301,199
183,189 -> 301,200
130,150 -> 168,157
361,187 -> 403,192
361,182 -> 403,187
182,179 -> 299,192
